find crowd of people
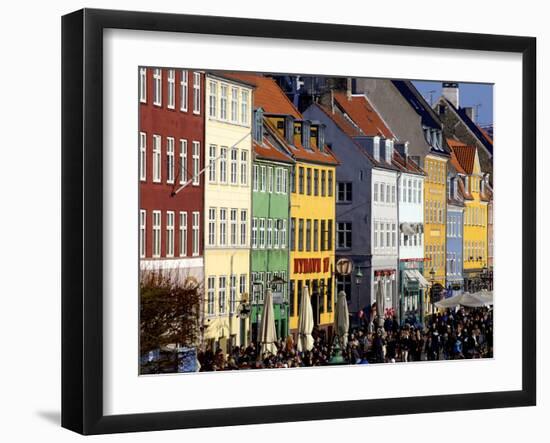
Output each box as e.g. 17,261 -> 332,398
196,306 -> 493,371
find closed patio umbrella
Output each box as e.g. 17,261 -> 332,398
376,279 -> 385,326
297,285 -> 314,352
334,291 -> 350,348
259,289 -> 278,356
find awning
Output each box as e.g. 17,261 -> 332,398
400,223 -> 415,236
403,270 -> 429,288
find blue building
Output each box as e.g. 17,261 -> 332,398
446,153 -> 465,296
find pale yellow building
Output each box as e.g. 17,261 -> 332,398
203,74 -> 254,351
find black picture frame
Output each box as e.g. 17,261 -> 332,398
62,8 -> 536,435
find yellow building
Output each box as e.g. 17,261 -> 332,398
263,115 -> 339,333
449,141 -> 489,291
203,73 -> 254,351
423,153 -> 448,293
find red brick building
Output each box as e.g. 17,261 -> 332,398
139,67 -> 205,283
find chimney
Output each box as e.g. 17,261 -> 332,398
464,106 -> 476,123
442,82 -> 459,108
346,78 -> 352,100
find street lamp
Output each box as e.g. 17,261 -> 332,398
354,267 -> 364,285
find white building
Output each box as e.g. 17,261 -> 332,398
203,73 -> 254,352
394,142 -> 428,323
370,138 -> 399,318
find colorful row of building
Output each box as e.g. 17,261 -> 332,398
139,68 -> 493,352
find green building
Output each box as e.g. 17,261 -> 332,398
250,108 -> 295,342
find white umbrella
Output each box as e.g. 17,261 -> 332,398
334,291 -> 350,348
259,289 -> 278,356
375,280 -> 385,325
435,291 -> 493,309
297,285 -> 314,352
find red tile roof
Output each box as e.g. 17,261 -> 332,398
220,72 -> 301,119
332,91 -> 395,139
447,139 -> 476,175
223,72 -> 338,166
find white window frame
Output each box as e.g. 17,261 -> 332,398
267,167 -> 273,193
231,87 -> 238,122
220,147 -> 227,183
152,135 -> 161,183
230,209 -> 238,246
209,80 -> 217,118
240,150 -> 248,186
219,208 -> 227,246
252,217 -> 258,249
229,275 -> 237,314
192,141 -> 200,186
230,148 -> 238,184
192,212 -> 200,256
267,218 -> 273,248
253,164 -> 259,191
241,90 -> 249,125
193,72 -> 201,114
139,209 -> 146,258
208,208 -> 216,247
180,69 -> 188,112
166,137 -> 175,184
179,211 -> 188,257
240,210 -> 247,246
152,210 -> 161,258
166,211 -> 175,257
208,145 -> 216,183
259,218 -> 266,248
153,68 -> 162,106
219,276 -> 227,315
179,139 -> 188,185
207,276 -> 215,316
139,132 -> 146,181
139,67 -> 147,103
220,84 -> 228,120
167,69 -> 175,109
260,166 -> 266,192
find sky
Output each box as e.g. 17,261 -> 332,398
412,81 -> 493,127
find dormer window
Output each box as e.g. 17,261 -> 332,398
285,116 -> 294,145
384,139 -> 393,164
253,108 -> 264,143
373,137 -> 380,162
318,125 -> 325,152
302,121 -> 311,149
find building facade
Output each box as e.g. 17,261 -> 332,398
203,73 -> 254,351
249,109 -> 294,342
303,101 -> 375,323
448,140 -> 489,292
394,144 -> 427,325
138,67 -> 205,284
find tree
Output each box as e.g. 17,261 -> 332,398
140,270 -> 203,362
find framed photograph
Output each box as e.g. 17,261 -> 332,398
62,8 -> 536,435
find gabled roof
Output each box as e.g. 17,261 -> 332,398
311,102 -> 400,172
223,72 -> 339,166
332,91 -> 395,139
440,97 -> 493,155
446,139 -> 467,175
449,141 -> 477,175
